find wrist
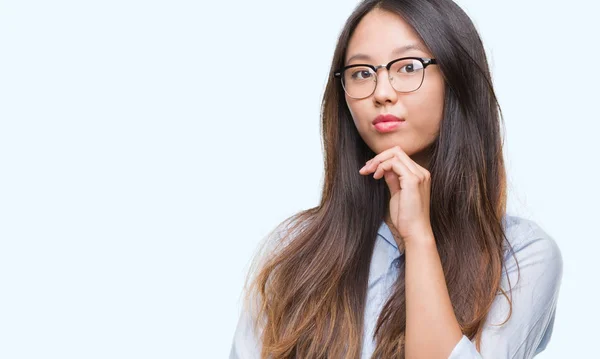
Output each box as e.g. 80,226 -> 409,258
403,230 -> 436,251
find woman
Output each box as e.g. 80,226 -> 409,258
230,0 -> 563,358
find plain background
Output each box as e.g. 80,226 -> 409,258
1,0 -> 598,358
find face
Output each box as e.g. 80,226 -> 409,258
344,8 -> 445,168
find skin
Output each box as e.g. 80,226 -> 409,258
344,8 -> 446,171
348,8 -> 466,359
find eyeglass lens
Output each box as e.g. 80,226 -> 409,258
341,58 -> 426,98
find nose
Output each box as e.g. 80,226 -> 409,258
372,67 -> 398,105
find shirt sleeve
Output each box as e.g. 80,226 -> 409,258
229,298 -> 263,359
229,218 -> 302,359
448,218 -> 563,359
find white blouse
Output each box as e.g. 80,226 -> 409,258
230,215 -> 563,358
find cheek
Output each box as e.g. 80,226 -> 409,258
412,82 -> 445,127
414,95 -> 443,118
346,98 -> 363,127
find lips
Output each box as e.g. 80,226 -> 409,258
372,114 -> 405,125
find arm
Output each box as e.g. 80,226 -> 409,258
360,148 -> 563,358
405,220 -> 563,359
404,235 -> 463,359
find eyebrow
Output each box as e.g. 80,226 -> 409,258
345,43 -> 428,65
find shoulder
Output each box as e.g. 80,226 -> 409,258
476,215 -> 564,358
501,214 -> 563,278
269,211 -> 315,248
250,211 -> 316,268
496,215 -> 563,295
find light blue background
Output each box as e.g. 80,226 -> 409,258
1,0 -> 598,358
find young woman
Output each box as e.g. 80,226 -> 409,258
230,0 -> 563,358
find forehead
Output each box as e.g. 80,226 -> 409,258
345,9 -> 431,64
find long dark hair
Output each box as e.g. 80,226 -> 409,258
243,0 -> 518,357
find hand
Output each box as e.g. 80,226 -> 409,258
359,145 -> 434,246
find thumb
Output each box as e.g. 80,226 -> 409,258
383,170 -> 401,196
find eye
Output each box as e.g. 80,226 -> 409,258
397,60 -> 424,74
349,68 -> 374,80
400,64 -> 415,73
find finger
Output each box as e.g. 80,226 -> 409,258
391,147 -> 422,178
392,147 -> 433,183
360,156 -> 389,174
412,161 -> 431,180
369,158 -> 403,194
360,148 -> 397,173
378,146 -> 430,181
375,160 -> 421,193
394,148 -> 431,180
373,157 -> 416,182
373,154 -> 421,181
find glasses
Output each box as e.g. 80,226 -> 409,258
333,57 -> 438,99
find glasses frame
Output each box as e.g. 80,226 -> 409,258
333,57 -> 438,99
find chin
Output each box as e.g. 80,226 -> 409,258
369,137 -> 416,156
